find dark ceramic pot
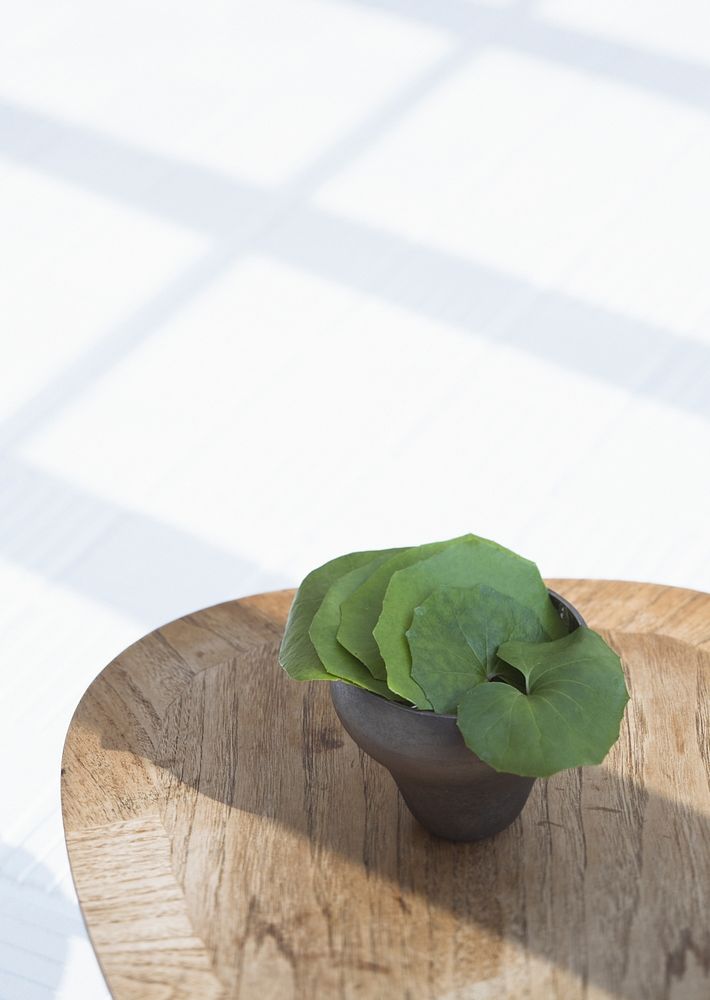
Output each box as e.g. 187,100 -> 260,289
330,590 -> 585,842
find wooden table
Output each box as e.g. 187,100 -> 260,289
61,580 -> 710,999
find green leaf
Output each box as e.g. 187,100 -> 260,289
279,548 -> 393,681
375,535 -> 567,707
407,585 -> 549,713
337,534 -> 473,680
308,552 -> 405,700
456,628 -> 629,777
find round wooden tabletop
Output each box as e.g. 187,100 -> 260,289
61,580 -> 710,999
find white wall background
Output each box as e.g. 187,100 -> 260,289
2,1 -> 710,995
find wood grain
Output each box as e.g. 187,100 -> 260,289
61,580 -> 710,999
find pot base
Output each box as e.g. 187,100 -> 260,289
396,773 -> 535,842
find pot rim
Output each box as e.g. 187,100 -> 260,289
334,587 -> 586,721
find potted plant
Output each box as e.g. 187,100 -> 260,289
279,533 -> 629,841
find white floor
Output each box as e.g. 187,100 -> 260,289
2,1 -> 710,996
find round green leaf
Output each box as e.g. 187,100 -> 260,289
375,535 -> 567,707
456,628 -> 629,777
337,534 -> 473,679
407,585 -> 549,713
279,548 -> 397,681
308,554 -> 405,700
